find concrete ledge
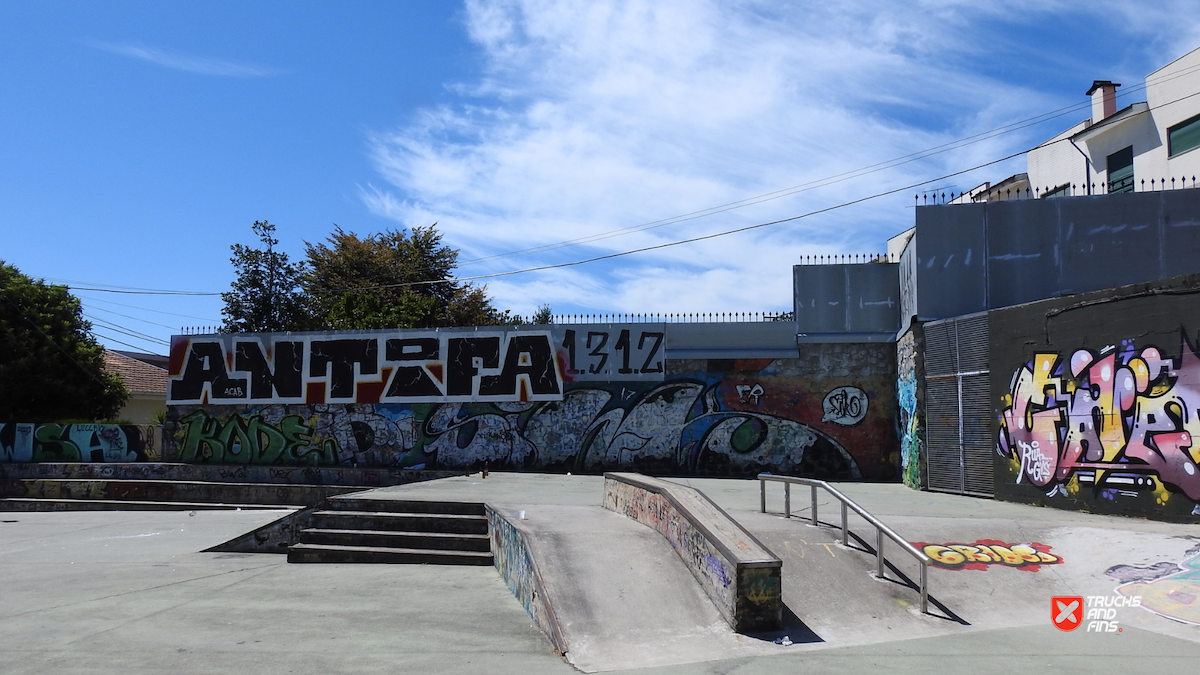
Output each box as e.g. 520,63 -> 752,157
602,472 -> 782,632
486,506 -> 568,656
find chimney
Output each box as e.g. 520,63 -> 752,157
1086,80 -> 1121,122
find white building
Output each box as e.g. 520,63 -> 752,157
961,46 -> 1200,201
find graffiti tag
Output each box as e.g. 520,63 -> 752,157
914,540 -> 1062,571
822,386 -> 868,426
1107,543 -> 1200,626
997,335 -> 1200,502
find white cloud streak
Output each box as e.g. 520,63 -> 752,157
87,40 -> 281,77
364,0 -> 1200,317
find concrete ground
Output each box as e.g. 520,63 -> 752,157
2,474 -> 1200,674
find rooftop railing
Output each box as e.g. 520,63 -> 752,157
922,176 -> 1200,205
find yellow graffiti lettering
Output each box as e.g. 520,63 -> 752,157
949,545 -> 993,563
1009,544 -> 1044,564
924,545 -> 967,567
921,541 -> 1063,570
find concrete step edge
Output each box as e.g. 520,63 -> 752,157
311,510 -> 487,520
1,478 -> 376,490
0,498 -> 302,511
300,528 -> 489,539
289,543 -> 493,558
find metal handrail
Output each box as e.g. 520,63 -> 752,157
757,473 -> 932,614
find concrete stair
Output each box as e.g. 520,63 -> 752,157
0,463 -> 459,511
288,497 -> 493,565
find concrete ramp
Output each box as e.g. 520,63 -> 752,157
513,505 -> 793,672
714,486 -> 1200,649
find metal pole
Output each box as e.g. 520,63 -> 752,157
759,479 -> 766,513
876,528 -> 885,578
841,501 -> 848,546
784,483 -> 791,518
920,564 -> 928,614
810,485 -> 818,526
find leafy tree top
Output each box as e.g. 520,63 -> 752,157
220,221 -> 310,333
0,261 -> 128,422
302,224 -> 516,329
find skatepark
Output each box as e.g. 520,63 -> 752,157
3,472 -> 1200,674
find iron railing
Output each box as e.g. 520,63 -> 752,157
529,311 -> 795,325
796,253 -> 897,265
758,473 -> 932,614
179,326 -> 221,335
921,176 -> 1200,205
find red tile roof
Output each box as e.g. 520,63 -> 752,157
104,350 -> 168,395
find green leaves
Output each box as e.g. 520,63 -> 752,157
220,221 -> 518,333
220,221 -> 311,333
0,261 -> 129,422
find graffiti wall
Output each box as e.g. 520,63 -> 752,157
0,423 -> 159,463
896,326 -> 923,489
990,273 -> 1200,520
162,348 -> 892,475
163,332 -> 896,478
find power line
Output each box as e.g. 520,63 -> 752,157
83,313 -> 170,346
453,62 -> 1200,268
75,293 -> 222,322
86,305 -> 181,330
93,330 -> 160,353
34,74 -> 1200,299
2,295 -> 113,385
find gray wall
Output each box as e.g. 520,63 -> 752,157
914,188 -> 1200,321
793,263 -> 900,340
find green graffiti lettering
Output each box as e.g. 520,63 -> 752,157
32,424 -> 81,462
246,417 -> 286,463
179,410 -> 223,461
175,410 -> 334,465
216,415 -> 254,464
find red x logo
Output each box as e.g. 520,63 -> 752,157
1052,596 -> 1084,631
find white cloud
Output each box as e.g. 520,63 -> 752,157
365,0 -> 1200,316
87,41 -> 281,77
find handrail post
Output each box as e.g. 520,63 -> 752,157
810,485 -> 818,526
875,528 -> 884,578
759,478 -> 766,513
784,482 -> 791,518
920,564 -> 928,614
840,501 -> 848,546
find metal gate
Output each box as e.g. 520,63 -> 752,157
923,312 -> 993,496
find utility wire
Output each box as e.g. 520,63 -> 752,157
2,295 -> 113,385
93,330 -> 159,353
75,293 -> 222,322
86,305 -> 180,330
39,76 -> 1200,298
454,61 -> 1200,268
83,313 -> 170,345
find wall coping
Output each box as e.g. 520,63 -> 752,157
603,472 -> 779,568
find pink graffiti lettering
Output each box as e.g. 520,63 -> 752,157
998,335 -> 1200,500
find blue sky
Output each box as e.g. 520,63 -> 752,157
3,1 -> 1199,355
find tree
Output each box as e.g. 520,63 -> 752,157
221,221 -> 311,333
302,224 -> 515,329
0,262 -> 128,422
530,303 -> 554,325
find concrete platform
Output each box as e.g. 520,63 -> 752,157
3,474 -> 1200,674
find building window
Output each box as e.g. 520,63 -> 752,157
1168,114 -> 1200,157
1107,146 -> 1134,193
